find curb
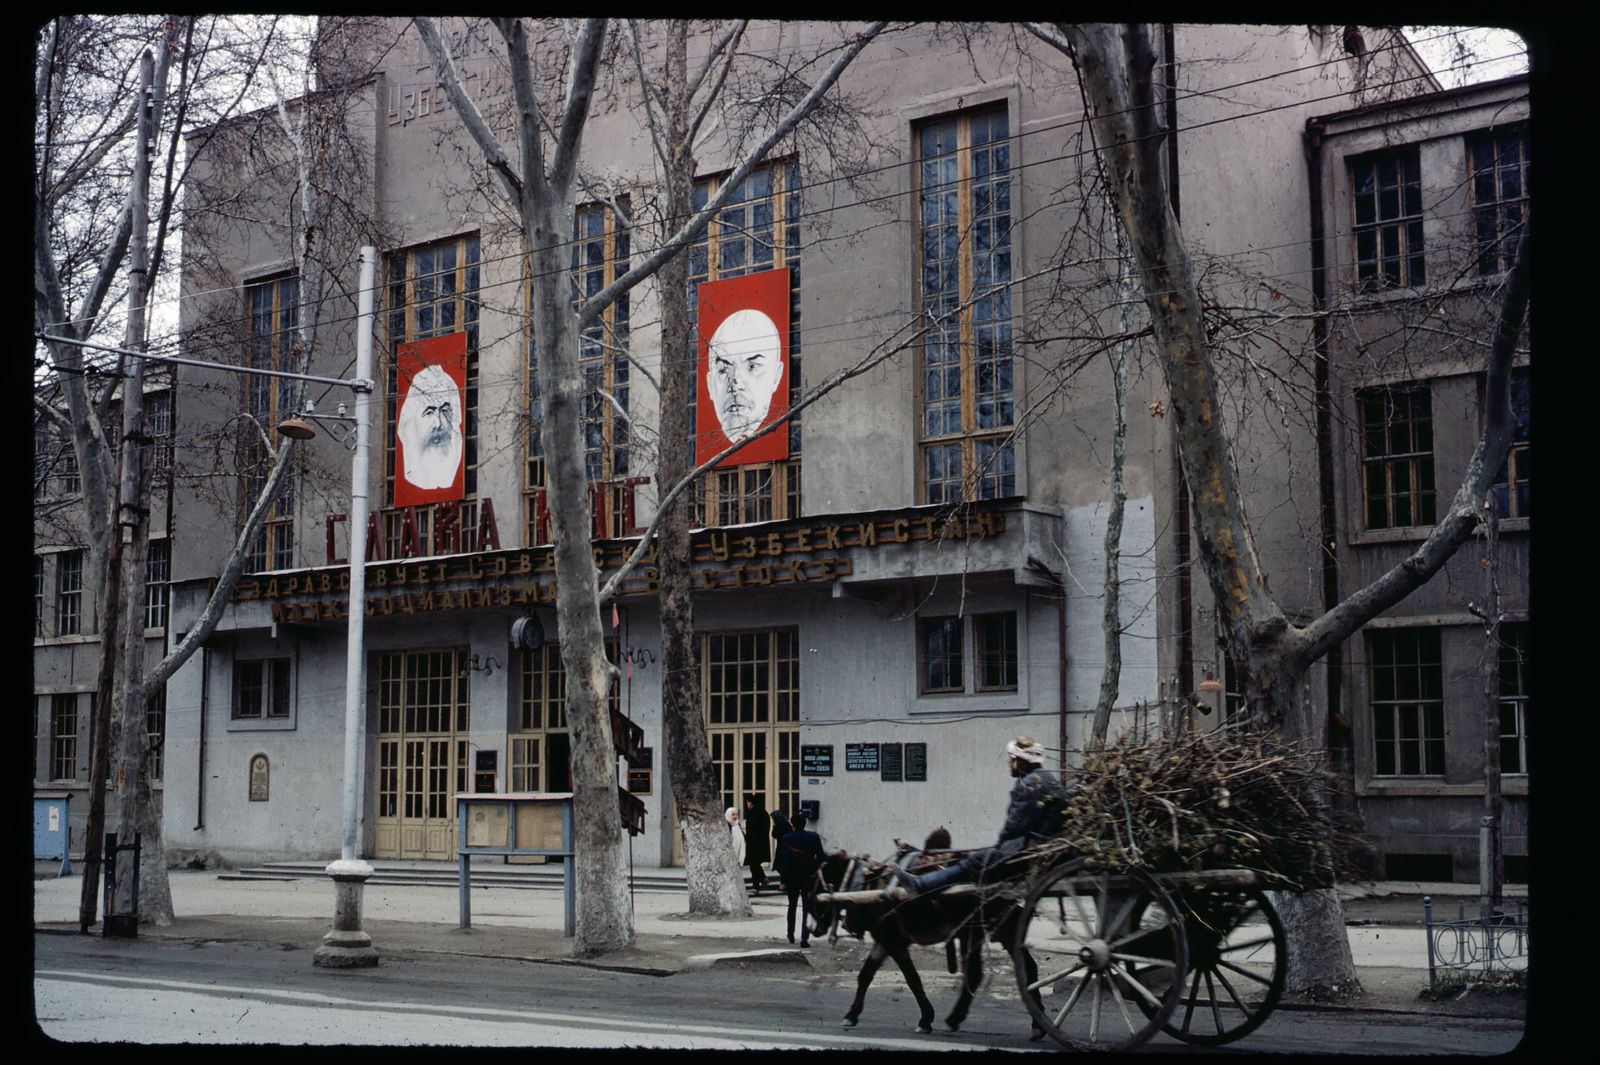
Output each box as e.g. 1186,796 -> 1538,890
682,947 -> 814,971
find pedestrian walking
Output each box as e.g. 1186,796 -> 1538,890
743,795 -> 771,893
770,807 -> 793,849
725,806 -> 746,867
775,813 -> 826,947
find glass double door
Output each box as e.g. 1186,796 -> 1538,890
374,649 -> 469,860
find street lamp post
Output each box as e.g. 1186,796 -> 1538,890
314,246 -> 380,969
37,246 -> 384,966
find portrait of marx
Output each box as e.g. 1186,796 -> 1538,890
396,363 -> 464,491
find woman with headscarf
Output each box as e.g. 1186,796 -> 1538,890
725,806 -> 746,867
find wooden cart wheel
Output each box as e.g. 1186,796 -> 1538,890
1131,885 -> 1286,1046
1012,858 -> 1189,1052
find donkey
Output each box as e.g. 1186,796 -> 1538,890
810,848 -> 1044,1037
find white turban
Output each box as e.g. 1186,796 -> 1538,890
1006,736 -> 1046,764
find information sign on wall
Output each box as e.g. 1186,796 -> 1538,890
845,743 -> 880,771
905,742 -> 927,782
880,742 -> 903,782
801,744 -> 834,776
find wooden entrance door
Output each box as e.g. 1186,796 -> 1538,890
375,649 -> 469,860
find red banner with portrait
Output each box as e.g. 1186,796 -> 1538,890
393,331 -> 467,507
695,269 -> 791,467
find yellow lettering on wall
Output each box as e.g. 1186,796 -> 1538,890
892,519 -> 909,543
766,532 -> 784,556
738,536 -> 758,559
709,531 -> 729,562
794,528 -> 811,551
857,523 -> 877,547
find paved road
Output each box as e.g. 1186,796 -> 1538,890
34,931 -> 1524,1053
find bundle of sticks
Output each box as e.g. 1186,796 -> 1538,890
1028,727 -> 1354,890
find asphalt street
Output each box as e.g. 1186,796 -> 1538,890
31,865 -> 1529,1050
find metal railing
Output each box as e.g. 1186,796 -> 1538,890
1423,896 -> 1529,989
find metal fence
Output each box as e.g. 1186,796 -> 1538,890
1423,896 -> 1528,989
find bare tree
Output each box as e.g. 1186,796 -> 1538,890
417,16 -> 884,954
35,14 -> 381,928
1043,21 -> 1531,993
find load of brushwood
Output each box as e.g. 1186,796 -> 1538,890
1026,727 -> 1354,890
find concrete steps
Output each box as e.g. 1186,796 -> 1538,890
218,861 -> 690,893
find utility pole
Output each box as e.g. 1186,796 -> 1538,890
106,49 -> 155,939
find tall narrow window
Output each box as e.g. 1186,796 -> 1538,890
917,106 -> 1015,504
1491,368 -> 1530,520
146,687 -> 167,781
34,555 -> 44,638
1358,385 -> 1436,529
1498,623 -> 1528,775
56,550 -> 82,637
145,538 -> 170,630
243,275 -> 299,572
50,693 -> 79,781
975,612 -> 1019,692
919,617 -> 964,694
147,389 -> 174,475
1352,148 -> 1425,290
689,160 -> 802,526
1369,628 -> 1445,776
387,235 -> 480,555
1470,128 -> 1528,277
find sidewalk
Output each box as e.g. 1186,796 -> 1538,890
32,864 -> 1526,1020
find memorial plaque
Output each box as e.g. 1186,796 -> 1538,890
248,754 -> 269,802
905,742 -> 927,782
881,742 -> 903,782
628,769 -> 652,794
801,744 -> 834,776
845,743 -> 879,771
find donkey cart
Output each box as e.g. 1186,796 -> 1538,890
1012,857 -> 1286,1051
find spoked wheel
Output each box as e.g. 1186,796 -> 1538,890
1013,859 -> 1189,1051
1132,885 -> 1286,1045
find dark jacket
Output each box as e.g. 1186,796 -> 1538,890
775,828 -> 824,890
997,767 -> 1069,848
744,803 -> 772,864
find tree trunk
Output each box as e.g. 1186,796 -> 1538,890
1066,23 -> 1358,992
78,533 -> 121,932
136,758 -> 174,925
109,49 -> 156,936
1478,495 -> 1503,916
655,19 -> 751,916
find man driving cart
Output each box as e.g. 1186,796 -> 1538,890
893,736 -> 1070,895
